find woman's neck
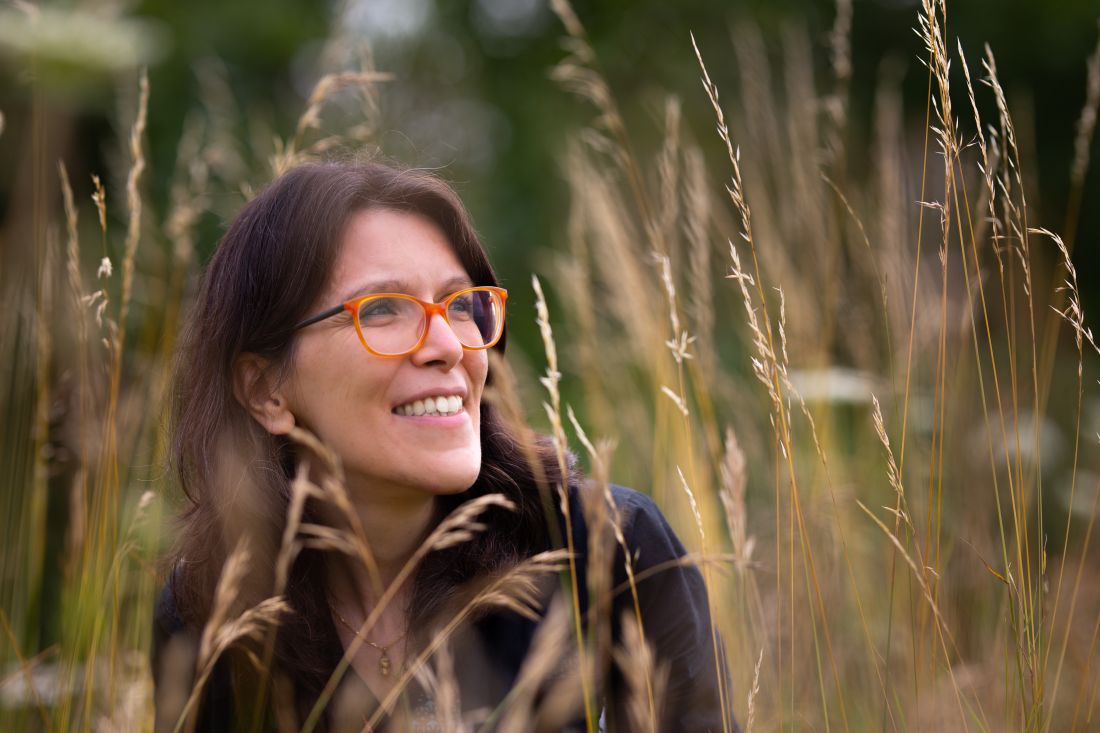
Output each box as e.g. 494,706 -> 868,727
320,486 -> 438,700
324,483 -> 437,606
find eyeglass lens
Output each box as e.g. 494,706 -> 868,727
356,290 -> 502,355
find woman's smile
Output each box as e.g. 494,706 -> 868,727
164,162 -> 727,730
391,387 -> 468,417
279,207 -> 489,498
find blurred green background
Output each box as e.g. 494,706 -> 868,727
3,1 -> 1100,729
2,0 -> 1098,347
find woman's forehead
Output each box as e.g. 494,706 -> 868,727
336,275 -> 475,304
328,209 -> 472,299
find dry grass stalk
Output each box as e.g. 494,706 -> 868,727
956,37 -> 1024,667
611,612 -> 669,733
725,242 -> 779,408
980,46 -> 1048,718
274,460 -> 318,598
73,80 -> 151,693
86,169 -> 113,332
548,2 -> 621,161
91,173 -> 107,234
660,386 -> 690,418
237,436 -> 330,727
272,66 -> 392,175
673,465 -> 737,733
563,142 -> 663,365
566,406 -> 645,726
565,405 -> 656,726
871,395 -> 910,526
8,3 -> 1098,729
550,0 -> 663,259
58,162 -> 81,301
567,409 -> 613,596
555,149 -> 609,426
691,33 -> 775,358
164,114 -> 207,274
1070,21 -> 1100,189
856,500 -> 973,722
368,550 -> 572,730
481,350 -> 561,541
294,71 -> 393,140
58,161 -> 91,579
1032,225 -> 1099,720
302,492 -> 520,733
174,540 -> 289,733
718,428 -> 753,573
695,29 -> 860,731
656,253 -> 694,367
425,494 -> 517,552
116,68 -> 149,358
87,172 -> 113,336
691,38 -> 789,461
531,274 -> 568,508
746,647 -> 763,733
958,39 -> 999,243
531,273 -> 596,730
919,0 -> 958,168
683,147 -> 716,373
653,97 -> 682,263
676,467 -> 705,545
410,641 -> 469,733
496,599 -> 575,733
197,542 -> 253,669
286,425 -> 382,591
466,550 -> 570,622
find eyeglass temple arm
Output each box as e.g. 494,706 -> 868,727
293,304 -> 346,331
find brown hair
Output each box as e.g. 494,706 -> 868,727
167,160 -> 568,723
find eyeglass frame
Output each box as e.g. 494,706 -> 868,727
291,285 -> 508,358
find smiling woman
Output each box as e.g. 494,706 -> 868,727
153,161 -> 734,732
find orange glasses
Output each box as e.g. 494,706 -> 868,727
293,286 -> 507,358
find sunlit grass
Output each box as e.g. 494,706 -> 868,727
2,0 -> 1099,731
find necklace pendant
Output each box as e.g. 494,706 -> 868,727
379,653 -> 392,677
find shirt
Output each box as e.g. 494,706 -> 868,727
152,485 -> 736,732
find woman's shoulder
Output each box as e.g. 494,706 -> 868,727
151,574 -> 238,732
606,484 -> 669,527
154,577 -> 186,635
151,573 -> 200,694
566,482 -> 667,520
569,483 -> 689,563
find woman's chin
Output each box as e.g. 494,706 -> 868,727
432,462 -> 483,495
400,455 -> 483,496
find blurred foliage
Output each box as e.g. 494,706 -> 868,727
1,0 -> 1100,729
3,0 -> 1099,351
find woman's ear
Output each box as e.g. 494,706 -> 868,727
233,354 -> 296,435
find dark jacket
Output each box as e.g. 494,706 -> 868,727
152,485 -> 736,732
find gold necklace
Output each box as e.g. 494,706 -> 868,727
328,603 -> 407,678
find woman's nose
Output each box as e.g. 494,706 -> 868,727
411,313 -> 464,368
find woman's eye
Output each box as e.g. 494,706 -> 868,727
449,295 -> 475,318
359,298 -> 400,322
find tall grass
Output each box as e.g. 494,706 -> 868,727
1,0 -> 1099,730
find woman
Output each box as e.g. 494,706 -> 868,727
153,161 -> 733,732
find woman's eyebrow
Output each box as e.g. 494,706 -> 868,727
339,275 -> 474,303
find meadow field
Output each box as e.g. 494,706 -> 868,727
1,0 -> 1099,730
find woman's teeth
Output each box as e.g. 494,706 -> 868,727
395,395 -> 464,417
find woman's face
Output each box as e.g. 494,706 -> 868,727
279,208 -> 489,500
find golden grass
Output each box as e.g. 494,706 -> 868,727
3,1 -> 1100,731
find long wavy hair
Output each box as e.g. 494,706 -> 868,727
167,160 -> 569,725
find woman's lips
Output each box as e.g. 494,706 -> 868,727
392,407 -> 468,426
